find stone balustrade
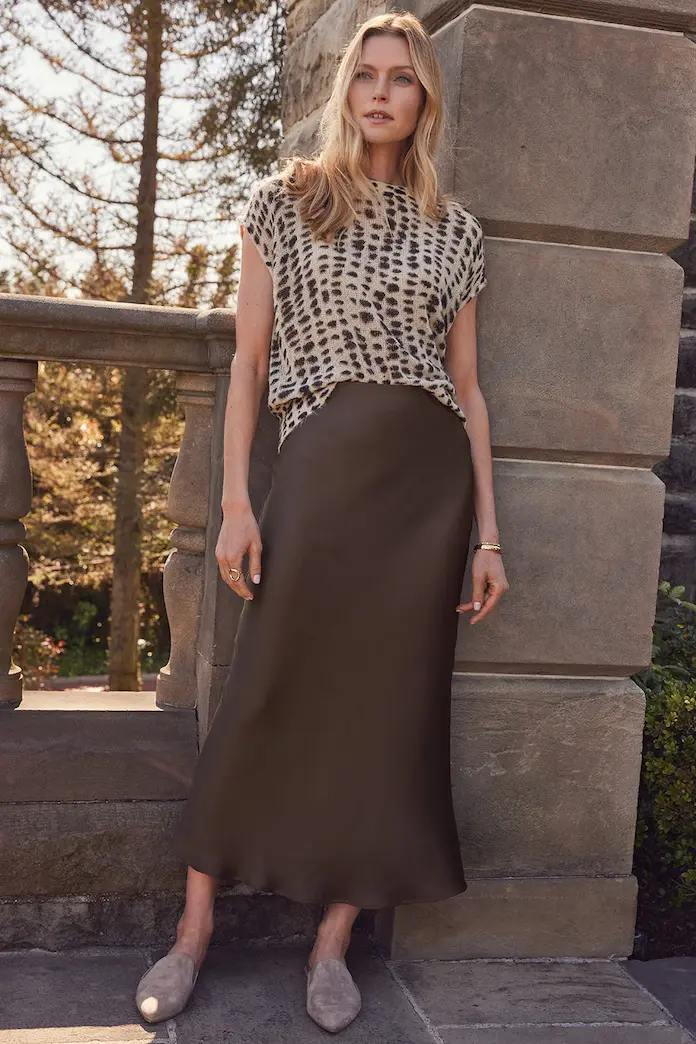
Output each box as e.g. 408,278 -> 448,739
0,295 -> 277,727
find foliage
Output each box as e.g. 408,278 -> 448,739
19,359 -> 183,590
641,580 -> 696,684
632,581 -> 696,908
11,613 -> 65,689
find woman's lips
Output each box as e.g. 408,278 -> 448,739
364,113 -> 393,123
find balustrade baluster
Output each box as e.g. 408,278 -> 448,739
156,371 -> 215,709
0,359 -> 38,708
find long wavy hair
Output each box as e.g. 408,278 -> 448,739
274,11 -> 455,243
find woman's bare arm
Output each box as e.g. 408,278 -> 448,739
444,298 -> 499,543
215,227 -> 275,600
444,297 -> 509,623
221,229 -> 275,513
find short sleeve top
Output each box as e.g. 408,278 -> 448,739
240,173 -> 487,451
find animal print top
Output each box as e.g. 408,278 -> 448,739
239,173 -> 487,451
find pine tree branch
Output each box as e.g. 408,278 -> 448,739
1,17 -> 141,99
6,236 -> 126,301
3,133 -> 135,206
0,166 -> 132,250
35,1 -> 142,79
168,40 -> 237,60
1,83 -> 142,146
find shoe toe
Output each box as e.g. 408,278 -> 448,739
135,953 -> 198,1024
306,957 -> 362,1033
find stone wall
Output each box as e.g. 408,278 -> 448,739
280,1 -> 696,958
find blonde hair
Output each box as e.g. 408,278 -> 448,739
274,10 -> 454,243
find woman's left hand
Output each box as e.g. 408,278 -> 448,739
456,550 -> 509,625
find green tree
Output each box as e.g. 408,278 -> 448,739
0,0 -> 284,687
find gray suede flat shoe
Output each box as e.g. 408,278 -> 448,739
135,952 -> 200,1024
305,957 -> 362,1033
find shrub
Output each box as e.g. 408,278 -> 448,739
632,581 -> 696,907
11,613 -> 66,689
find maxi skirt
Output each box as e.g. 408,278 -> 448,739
171,379 -> 475,910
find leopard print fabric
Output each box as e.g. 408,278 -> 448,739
240,174 -> 487,452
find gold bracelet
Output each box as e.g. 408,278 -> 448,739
474,541 -> 503,554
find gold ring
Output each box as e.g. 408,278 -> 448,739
228,566 -> 242,582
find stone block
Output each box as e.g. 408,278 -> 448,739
282,0 -> 362,129
286,0 -> 335,43
374,875 -> 638,958
451,676 -> 645,876
0,801 -> 187,896
280,108 -> 322,160
414,0 -> 696,33
431,8 -> 696,247
2,692 -> 196,801
455,463 -> 664,671
389,954 -> 667,1025
475,241 -> 681,457
0,889 -> 333,951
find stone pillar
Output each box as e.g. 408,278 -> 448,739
193,311 -> 279,742
281,0 -> 696,957
0,360 -> 37,708
156,372 -> 216,710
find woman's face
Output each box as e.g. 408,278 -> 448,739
347,33 -> 425,146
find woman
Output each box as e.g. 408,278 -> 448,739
135,9 -> 508,1033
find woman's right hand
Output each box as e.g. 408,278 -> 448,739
216,502 -> 263,601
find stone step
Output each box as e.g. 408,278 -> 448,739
0,692 -> 197,907
658,535 -> 696,602
678,328 -> 696,388
653,440 -> 696,491
663,491 -> 696,534
0,695 -> 641,961
683,288 -> 696,329
0,691 -> 373,952
671,389 -> 696,439
2,690 -> 197,800
0,943 -> 693,1044
670,215 -> 695,282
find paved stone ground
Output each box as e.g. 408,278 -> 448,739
0,940 -> 694,1043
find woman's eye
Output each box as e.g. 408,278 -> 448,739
355,71 -> 412,83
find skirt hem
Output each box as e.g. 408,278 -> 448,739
182,854 -> 467,911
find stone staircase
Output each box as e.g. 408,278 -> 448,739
660,175 -> 696,599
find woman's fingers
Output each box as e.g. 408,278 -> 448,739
215,510 -> 263,601
457,586 -> 498,624
248,537 -> 263,587
219,554 -> 255,600
468,581 -> 504,624
456,551 -> 509,624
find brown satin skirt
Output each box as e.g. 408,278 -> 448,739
171,379 -> 475,909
